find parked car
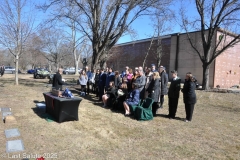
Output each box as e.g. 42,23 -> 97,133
63,67 -> 81,74
34,68 -> 50,79
4,66 -> 15,74
48,73 -> 55,84
27,69 -> 36,74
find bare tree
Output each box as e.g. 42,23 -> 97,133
0,0 -> 34,85
25,33 -> 45,69
142,35 -> 155,68
180,0 -> 240,90
68,0 -> 172,70
40,1 -> 86,74
39,28 -> 70,69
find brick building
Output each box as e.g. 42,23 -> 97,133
108,30 -> 240,88
108,35 -> 171,72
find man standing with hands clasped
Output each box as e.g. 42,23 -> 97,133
168,70 -> 181,119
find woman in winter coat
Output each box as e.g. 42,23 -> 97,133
147,72 -> 161,116
181,72 -> 197,122
123,83 -> 140,116
102,81 -> 116,108
159,66 -> 168,108
114,71 -> 122,88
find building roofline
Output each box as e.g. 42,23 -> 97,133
217,28 -> 239,37
115,35 -> 171,47
115,28 -> 239,47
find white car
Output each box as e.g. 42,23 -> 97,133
63,67 -> 81,74
4,66 -> 15,74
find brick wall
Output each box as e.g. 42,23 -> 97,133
107,37 -> 171,72
214,31 -> 240,88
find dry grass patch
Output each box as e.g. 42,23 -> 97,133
0,74 -> 239,159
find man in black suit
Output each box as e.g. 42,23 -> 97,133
52,68 -> 66,90
98,68 -> 107,101
168,70 -> 181,119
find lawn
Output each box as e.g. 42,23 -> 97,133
0,74 -> 239,160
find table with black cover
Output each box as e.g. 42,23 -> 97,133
43,92 -> 82,123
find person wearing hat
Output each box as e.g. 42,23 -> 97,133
168,70 -> 181,119
151,64 -> 157,72
159,66 -> 168,109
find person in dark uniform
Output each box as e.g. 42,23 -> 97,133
98,68 -> 107,101
94,69 -> 100,97
181,72 -> 197,122
168,70 -> 181,119
52,68 -> 66,90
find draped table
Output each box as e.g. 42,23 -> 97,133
43,92 -> 82,123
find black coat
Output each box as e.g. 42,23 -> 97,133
99,72 -> 107,87
94,73 -> 100,85
52,72 -> 66,90
147,78 -> 161,102
182,79 -> 196,104
106,86 -> 117,99
160,71 -> 168,95
168,77 -> 181,99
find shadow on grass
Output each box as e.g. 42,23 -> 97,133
155,113 -> 185,121
32,100 -> 56,122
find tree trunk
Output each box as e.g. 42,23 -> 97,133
202,63 -> 210,90
91,48 -> 98,70
15,55 -> 19,85
75,60 -> 79,74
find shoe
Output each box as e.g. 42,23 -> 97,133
184,120 -> 189,122
102,105 -> 106,108
124,112 -> 131,116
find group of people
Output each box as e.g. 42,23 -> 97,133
78,64 -> 197,122
0,65 -> 5,77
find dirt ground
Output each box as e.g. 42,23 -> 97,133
0,74 -> 239,160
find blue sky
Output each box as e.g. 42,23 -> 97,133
33,0 -> 196,44
117,0 -> 196,44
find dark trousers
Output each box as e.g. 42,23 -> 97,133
98,85 -> 104,100
168,98 -> 179,118
81,85 -> 86,94
92,83 -> 96,93
185,103 -> 195,121
95,86 -> 99,97
160,95 -> 164,106
152,102 -> 159,116
87,81 -> 92,94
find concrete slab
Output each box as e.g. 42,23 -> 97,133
5,128 -> 20,138
36,103 -> 46,107
0,107 -> 11,112
6,139 -> 24,153
2,111 -> 12,117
